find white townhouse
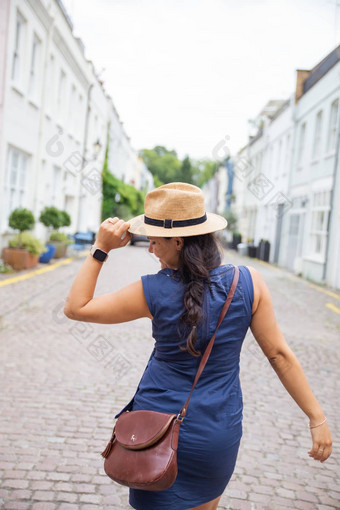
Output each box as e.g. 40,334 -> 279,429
0,0 -> 146,251
280,46 -> 340,289
235,99 -> 293,263
202,164 -> 228,216
229,45 -> 340,289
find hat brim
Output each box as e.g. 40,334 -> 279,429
127,212 -> 228,237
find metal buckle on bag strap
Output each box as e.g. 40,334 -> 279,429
176,408 -> 186,423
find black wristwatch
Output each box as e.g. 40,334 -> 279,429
90,245 -> 108,262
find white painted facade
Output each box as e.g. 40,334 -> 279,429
229,46 -> 340,289
0,0 -> 145,251
282,52 -> 340,288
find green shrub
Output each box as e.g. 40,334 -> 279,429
9,208 -> 35,232
39,206 -> 69,230
59,210 -> 71,227
49,232 -> 73,244
9,232 -> 47,256
39,206 -> 61,229
0,262 -> 14,274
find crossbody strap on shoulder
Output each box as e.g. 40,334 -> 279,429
177,265 -> 240,421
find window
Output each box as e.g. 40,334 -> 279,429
309,190 -> 331,260
5,147 -> 29,223
51,165 -> 61,205
312,110 -> 323,160
11,10 -> 26,84
28,33 -> 41,99
326,99 -> 339,153
46,54 -> 55,116
77,93 -> 83,139
68,84 -> 76,134
57,69 -> 66,124
297,122 -> 306,168
277,140 -> 282,177
283,134 -> 290,175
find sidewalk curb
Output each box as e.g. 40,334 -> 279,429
0,251 -> 88,287
224,248 -> 340,303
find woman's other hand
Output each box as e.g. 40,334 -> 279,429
308,420 -> 332,463
94,217 -> 131,252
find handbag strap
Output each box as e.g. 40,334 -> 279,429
177,265 -> 240,421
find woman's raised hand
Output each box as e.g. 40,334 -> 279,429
308,420 -> 332,463
94,217 -> 131,252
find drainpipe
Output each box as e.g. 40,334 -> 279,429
322,98 -> 340,282
34,11 -> 54,226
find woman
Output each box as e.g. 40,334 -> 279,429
65,182 -> 332,510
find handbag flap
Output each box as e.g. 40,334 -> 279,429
115,410 -> 177,450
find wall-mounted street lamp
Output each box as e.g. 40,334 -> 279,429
93,139 -> 102,159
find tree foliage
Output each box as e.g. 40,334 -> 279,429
139,146 -> 218,188
9,208 -> 35,232
139,146 -> 182,185
102,143 -> 145,221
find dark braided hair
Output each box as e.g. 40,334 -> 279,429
175,233 -> 222,357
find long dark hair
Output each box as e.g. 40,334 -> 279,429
175,233 -> 222,357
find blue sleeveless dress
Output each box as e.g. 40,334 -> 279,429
128,264 -> 254,510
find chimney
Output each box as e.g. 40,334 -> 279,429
295,69 -> 311,103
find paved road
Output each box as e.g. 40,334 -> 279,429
0,244 -> 339,510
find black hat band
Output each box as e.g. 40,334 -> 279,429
144,213 -> 207,229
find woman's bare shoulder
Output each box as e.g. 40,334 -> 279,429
244,265 -> 266,315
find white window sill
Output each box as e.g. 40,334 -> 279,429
11,83 -> 25,97
310,158 -> 320,165
303,255 -> 325,265
28,98 -> 39,110
324,151 -> 336,160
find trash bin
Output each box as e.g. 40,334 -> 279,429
237,243 -> 248,257
231,233 -> 242,250
257,239 -> 270,262
248,245 -> 257,258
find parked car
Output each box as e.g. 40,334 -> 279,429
130,233 -> 149,245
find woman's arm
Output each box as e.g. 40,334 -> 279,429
247,266 -> 332,463
64,218 -> 152,323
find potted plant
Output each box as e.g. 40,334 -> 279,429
2,208 -> 46,270
39,207 -> 72,258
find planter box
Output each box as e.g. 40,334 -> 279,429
49,241 -> 67,258
2,248 -> 39,270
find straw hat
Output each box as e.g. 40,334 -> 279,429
128,182 -> 227,237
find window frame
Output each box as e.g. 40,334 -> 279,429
308,190 -> 331,263
11,10 -> 26,86
326,99 -> 339,154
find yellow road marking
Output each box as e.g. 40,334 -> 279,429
255,259 -> 281,272
308,284 -> 340,302
326,303 -> 340,315
0,254 -> 86,287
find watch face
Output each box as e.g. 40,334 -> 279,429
94,249 -> 107,262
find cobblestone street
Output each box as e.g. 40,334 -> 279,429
0,244 -> 339,510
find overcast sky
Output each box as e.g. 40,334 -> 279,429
63,0 -> 340,160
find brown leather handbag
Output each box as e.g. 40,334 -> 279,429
101,266 -> 239,491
